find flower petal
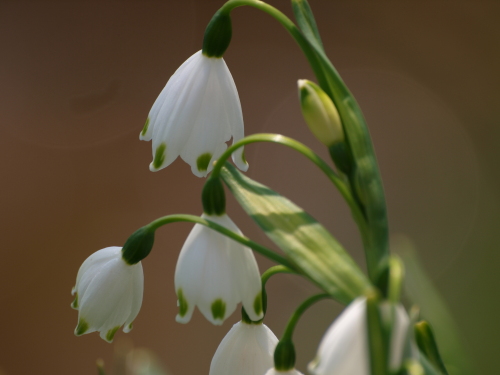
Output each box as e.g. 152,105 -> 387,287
308,298 -> 369,375
210,321 -> 278,375
174,213 -> 261,325
142,50 -> 248,176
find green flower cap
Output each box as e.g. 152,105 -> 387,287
121,226 -> 155,265
202,10 -> 232,58
202,177 -> 226,216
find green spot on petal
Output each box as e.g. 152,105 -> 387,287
211,299 -> 226,320
197,153 -> 212,172
141,117 -> 150,136
75,319 -> 89,336
153,143 -> 166,170
71,292 -> 79,309
241,150 -> 247,164
254,292 -> 263,316
106,326 -> 120,342
177,288 -> 188,317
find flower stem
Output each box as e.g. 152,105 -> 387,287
211,133 -> 368,237
261,265 -> 295,287
281,293 -> 331,341
242,265 -> 296,324
146,214 -> 298,271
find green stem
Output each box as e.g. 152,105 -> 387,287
219,0 -> 329,96
211,133 -> 368,237
261,265 -> 295,286
147,214 -> 298,271
242,265 -> 296,324
282,293 -> 331,341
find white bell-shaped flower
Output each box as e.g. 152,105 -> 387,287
308,297 -> 410,375
174,213 -> 263,325
264,368 -> 304,375
209,321 -> 278,375
71,246 -> 144,343
140,50 -> 248,177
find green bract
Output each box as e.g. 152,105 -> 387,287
298,79 -> 344,147
220,162 -> 372,304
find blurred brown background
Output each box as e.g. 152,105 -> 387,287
0,0 -> 498,374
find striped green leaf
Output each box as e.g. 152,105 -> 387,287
221,163 -> 372,304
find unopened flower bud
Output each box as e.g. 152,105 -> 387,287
298,79 -> 344,147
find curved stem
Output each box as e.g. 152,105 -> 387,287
220,1 -> 323,87
261,265 -> 295,287
146,214 -> 298,271
242,265 -> 297,324
211,133 -> 368,235
282,293 -> 331,341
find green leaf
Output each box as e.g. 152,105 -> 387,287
220,163 -> 372,304
291,0 -> 324,52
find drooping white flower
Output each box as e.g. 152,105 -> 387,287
264,368 -> 304,375
71,246 -> 144,343
140,50 -> 248,177
174,213 -> 263,325
308,297 -> 410,375
209,321 -> 278,375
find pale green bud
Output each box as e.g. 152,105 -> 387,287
298,79 -> 344,147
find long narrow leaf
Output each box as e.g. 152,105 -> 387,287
221,163 -> 372,304
297,15 -> 390,283
291,0 -> 324,52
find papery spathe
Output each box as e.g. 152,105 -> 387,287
308,297 -> 410,375
71,246 -> 144,342
209,321 -> 278,375
140,50 -> 248,177
174,213 -> 263,325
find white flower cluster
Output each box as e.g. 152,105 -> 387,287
71,51 -> 413,374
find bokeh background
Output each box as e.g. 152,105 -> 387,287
0,0 -> 498,374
